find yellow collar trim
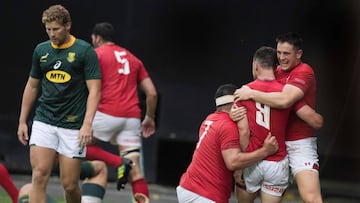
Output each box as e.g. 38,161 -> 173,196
51,35 -> 76,49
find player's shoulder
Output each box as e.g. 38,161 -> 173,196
212,112 -> 237,127
35,40 -> 51,50
74,38 -> 92,48
294,62 -> 314,73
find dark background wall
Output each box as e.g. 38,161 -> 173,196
0,0 -> 359,186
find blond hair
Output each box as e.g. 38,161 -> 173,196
42,4 -> 71,25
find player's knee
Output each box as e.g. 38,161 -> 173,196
99,162 -> 108,175
61,179 -> 79,193
18,183 -> 32,196
32,169 -> 51,184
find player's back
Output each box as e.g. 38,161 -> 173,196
179,111 -> 239,202
238,79 -> 290,161
95,44 -> 149,118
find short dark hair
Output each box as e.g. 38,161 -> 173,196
276,32 -> 303,51
92,22 -> 115,42
253,46 -> 277,70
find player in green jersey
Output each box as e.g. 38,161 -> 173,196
17,4 -> 101,203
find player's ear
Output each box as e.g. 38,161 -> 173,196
65,22 -> 71,32
296,49 -> 303,59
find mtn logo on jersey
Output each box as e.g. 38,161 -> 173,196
46,60 -> 72,83
46,70 -> 71,83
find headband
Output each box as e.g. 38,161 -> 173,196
215,95 -> 234,106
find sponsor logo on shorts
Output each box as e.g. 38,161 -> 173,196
263,183 -> 285,193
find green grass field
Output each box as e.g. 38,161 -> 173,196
0,189 -> 128,203
0,190 -> 66,203
0,190 -> 12,203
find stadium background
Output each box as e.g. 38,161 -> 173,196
0,0 -> 359,192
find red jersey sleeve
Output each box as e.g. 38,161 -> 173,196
287,63 -> 315,94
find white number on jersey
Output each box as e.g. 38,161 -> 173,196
196,120 -> 213,149
114,50 -> 130,75
255,102 -> 270,130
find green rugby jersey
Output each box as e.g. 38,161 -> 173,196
30,35 -> 102,129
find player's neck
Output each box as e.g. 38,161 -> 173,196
256,75 -> 275,81
99,41 -> 114,47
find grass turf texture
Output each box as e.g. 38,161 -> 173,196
0,189 -> 118,203
0,190 -> 65,203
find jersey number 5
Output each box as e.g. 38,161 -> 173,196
114,50 -> 130,75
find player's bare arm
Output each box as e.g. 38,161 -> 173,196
234,84 -> 304,109
139,77 -> 158,138
296,105 -> 323,129
17,77 -> 40,146
79,79 -> 101,147
222,134 -> 278,171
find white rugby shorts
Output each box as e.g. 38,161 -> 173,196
243,157 -> 289,197
286,137 -> 319,176
30,121 -> 85,158
176,186 -> 216,203
92,111 -> 142,147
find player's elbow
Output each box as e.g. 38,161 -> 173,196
225,161 -> 243,171
226,155 -> 250,171
276,99 -> 293,109
147,88 -> 158,99
313,114 -> 324,129
224,156 -> 244,171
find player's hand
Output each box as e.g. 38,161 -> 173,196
234,85 -> 251,102
233,169 -> 246,189
262,133 -> 278,156
230,105 -> 247,122
79,123 -> 93,148
17,122 -> 29,146
141,116 -> 155,138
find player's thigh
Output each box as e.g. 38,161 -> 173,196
295,170 -> 322,200
58,155 -> 82,186
260,191 -> 282,203
30,146 -> 56,174
29,121 -> 58,171
235,186 -> 257,203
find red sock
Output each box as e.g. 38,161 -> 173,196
132,178 -> 149,198
0,164 -> 19,203
86,145 -> 122,168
